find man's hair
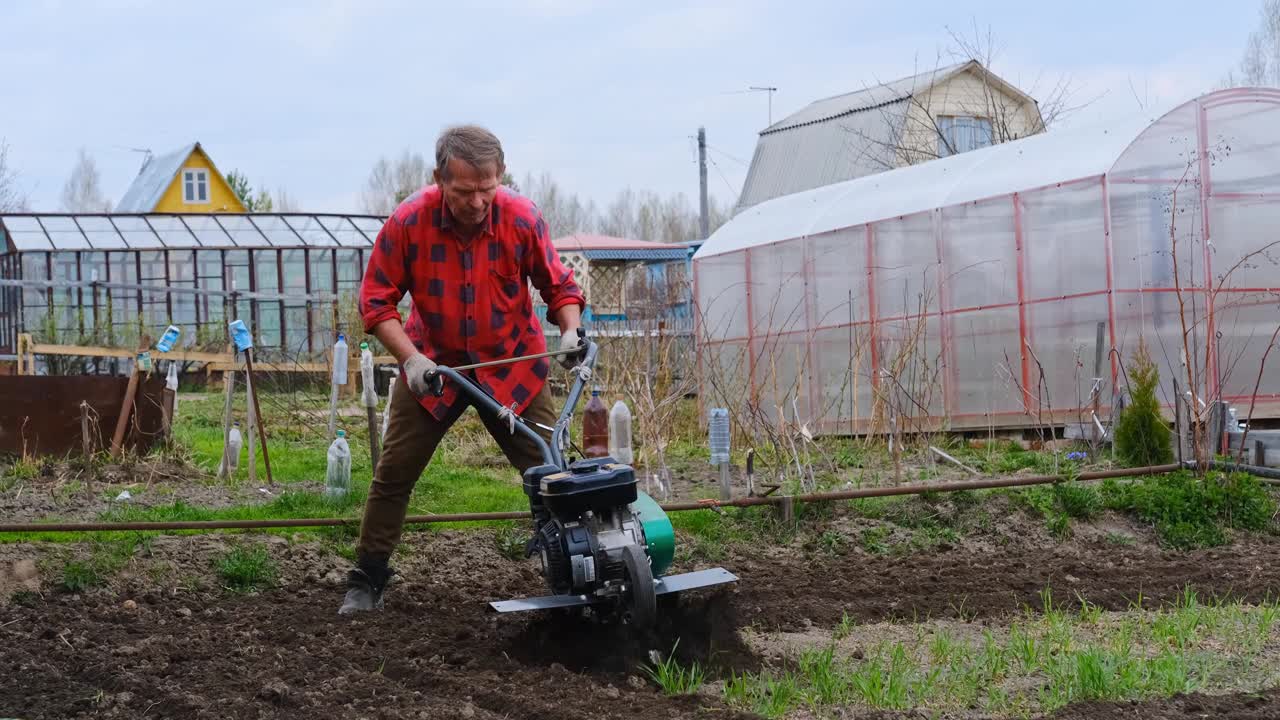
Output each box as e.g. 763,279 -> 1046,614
435,125 -> 505,180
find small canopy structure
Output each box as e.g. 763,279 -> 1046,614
550,234 -> 689,323
693,87 -> 1280,433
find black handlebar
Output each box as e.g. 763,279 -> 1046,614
425,331 -> 597,470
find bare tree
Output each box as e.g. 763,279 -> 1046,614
522,172 -> 600,236
1238,0 -> 1280,85
522,172 -> 728,243
844,24 -> 1083,172
361,149 -> 431,215
60,148 -> 111,212
274,187 -> 300,212
0,139 -> 27,212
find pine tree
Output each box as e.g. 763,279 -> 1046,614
1114,339 -> 1174,467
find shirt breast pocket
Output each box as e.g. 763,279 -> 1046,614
489,266 -> 524,313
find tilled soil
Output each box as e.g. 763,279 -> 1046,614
732,537 -> 1280,631
5,524 -> 1280,718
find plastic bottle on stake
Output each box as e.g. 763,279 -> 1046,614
326,430 -> 351,498
583,387 -> 609,458
608,399 -> 633,464
226,421 -> 243,474
332,335 -> 349,385
359,342 -> 377,407
328,334 -> 348,438
708,408 -> 731,465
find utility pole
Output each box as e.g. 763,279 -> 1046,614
697,126 -> 709,240
749,86 -> 778,125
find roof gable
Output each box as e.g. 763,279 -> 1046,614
115,142 -> 244,213
763,62 -> 974,135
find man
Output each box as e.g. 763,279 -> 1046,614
341,125 -> 585,614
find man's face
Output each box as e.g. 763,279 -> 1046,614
436,158 -> 501,229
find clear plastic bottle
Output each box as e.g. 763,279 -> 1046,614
326,430 -> 352,498
583,387 -> 609,458
226,421 -> 243,474
608,399 -> 633,465
359,342 -> 377,407
708,408 -> 731,465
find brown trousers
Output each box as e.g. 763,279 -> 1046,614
356,376 -> 556,564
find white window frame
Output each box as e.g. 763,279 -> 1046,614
937,115 -> 993,158
182,168 -> 210,204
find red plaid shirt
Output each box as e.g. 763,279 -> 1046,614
359,185 -> 585,419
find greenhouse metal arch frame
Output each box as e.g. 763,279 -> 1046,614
693,88 -> 1280,434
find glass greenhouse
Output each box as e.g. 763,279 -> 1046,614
694,88 -> 1280,434
0,213 -> 387,360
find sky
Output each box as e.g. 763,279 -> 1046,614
0,0 -> 1267,214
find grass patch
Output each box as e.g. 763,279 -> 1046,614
1011,482 -> 1104,539
493,522 -> 529,561
56,536 -> 146,592
860,527 -> 892,555
1100,471 -> 1276,549
724,590 -> 1269,717
644,640 -> 706,696
672,506 -> 792,562
215,543 -> 277,592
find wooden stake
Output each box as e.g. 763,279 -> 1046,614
719,462 -> 731,501
161,388 -> 175,440
246,370 -> 258,485
244,349 -> 273,485
80,401 -> 92,458
1254,439 -> 1267,467
776,495 -> 795,524
217,370 -> 237,479
1173,379 -> 1185,465
930,446 -> 980,476
110,335 -> 151,459
1092,321 -> 1105,445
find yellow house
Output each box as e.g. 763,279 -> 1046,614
115,142 -> 246,213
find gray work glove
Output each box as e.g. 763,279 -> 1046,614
403,352 -> 438,396
558,331 -> 585,370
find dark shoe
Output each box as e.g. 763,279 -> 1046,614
337,564 -> 393,615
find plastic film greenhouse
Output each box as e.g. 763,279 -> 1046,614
693,88 -> 1280,434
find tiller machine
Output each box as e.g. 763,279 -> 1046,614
426,331 -> 736,628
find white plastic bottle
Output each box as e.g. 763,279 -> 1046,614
165,362 -> 179,419
359,342 -> 377,408
328,334 -> 349,438
326,430 -> 352,498
331,334 -> 349,385
609,399 -> 633,465
226,421 -> 243,474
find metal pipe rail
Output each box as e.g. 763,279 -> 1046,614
0,463 -> 1186,535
